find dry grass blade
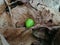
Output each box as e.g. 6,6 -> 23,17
4,0 -> 16,27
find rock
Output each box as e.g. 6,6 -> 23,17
3,27 -> 36,45
3,27 -> 26,40
11,5 -> 29,27
11,5 -> 40,27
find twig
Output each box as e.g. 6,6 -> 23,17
4,0 -> 12,17
4,0 -> 15,27
8,1 -> 17,6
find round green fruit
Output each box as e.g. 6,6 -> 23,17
25,18 -> 35,28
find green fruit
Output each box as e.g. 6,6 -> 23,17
25,18 -> 35,28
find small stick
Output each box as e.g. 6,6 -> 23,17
4,0 -> 12,17
4,0 -> 15,27
8,1 -> 17,6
